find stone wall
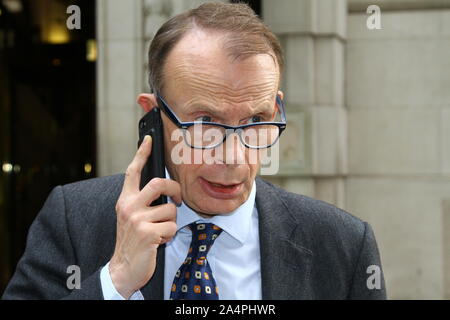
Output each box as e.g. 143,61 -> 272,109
346,2 -> 450,299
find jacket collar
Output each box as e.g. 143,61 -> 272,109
255,177 -> 313,299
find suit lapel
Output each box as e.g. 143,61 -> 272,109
256,178 -> 313,299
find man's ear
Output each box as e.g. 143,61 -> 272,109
137,93 -> 158,113
277,90 -> 284,101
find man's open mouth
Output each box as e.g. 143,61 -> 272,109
208,181 -> 240,188
199,178 -> 243,199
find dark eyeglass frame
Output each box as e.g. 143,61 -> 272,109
155,92 -> 287,150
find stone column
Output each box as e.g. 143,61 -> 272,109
262,0 -> 348,208
96,0 -> 145,176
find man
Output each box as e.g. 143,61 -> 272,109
2,2 -> 386,300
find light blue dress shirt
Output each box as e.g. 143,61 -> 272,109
100,176 -> 261,300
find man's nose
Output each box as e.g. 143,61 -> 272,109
223,132 -> 246,166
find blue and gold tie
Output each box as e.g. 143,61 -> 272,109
170,222 -> 223,300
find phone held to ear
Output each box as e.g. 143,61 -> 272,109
137,107 -> 167,206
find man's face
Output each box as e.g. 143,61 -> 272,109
160,29 -> 281,216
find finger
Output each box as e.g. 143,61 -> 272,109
155,221 -> 178,241
138,177 -> 182,206
122,135 -> 152,195
134,203 -> 177,223
142,220 -> 178,244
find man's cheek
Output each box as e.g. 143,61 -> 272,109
175,164 -> 198,186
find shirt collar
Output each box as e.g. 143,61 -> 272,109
165,168 -> 256,245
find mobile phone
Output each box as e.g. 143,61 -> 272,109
137,107 -> 167,206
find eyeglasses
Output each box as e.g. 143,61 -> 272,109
156,93 -> 287,149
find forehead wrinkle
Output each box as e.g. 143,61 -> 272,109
168,54 -> 279,97
170,64 -> 277,92
170,70 -> 278,107
187,81 -> 275,104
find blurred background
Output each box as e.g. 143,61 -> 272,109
0,0 -> 449,299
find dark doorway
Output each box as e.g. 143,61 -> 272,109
0,0 -> 96,294
231,0 -> 262,16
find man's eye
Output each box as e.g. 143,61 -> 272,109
249,115 -> 262,123
195,115 -> 213,122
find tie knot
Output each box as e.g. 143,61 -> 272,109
188,223 -> 223,254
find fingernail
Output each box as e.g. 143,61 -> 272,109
144,135 -> 151,144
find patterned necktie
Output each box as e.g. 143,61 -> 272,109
170,222 -> 223,300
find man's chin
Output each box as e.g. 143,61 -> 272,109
188,197 -> 244,216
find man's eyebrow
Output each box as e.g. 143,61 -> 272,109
186,101 -> 275,117
187,103 -> 223,115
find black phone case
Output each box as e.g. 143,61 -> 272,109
137,108 -> 167,206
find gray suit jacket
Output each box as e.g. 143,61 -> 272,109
2,175 -> 386,300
